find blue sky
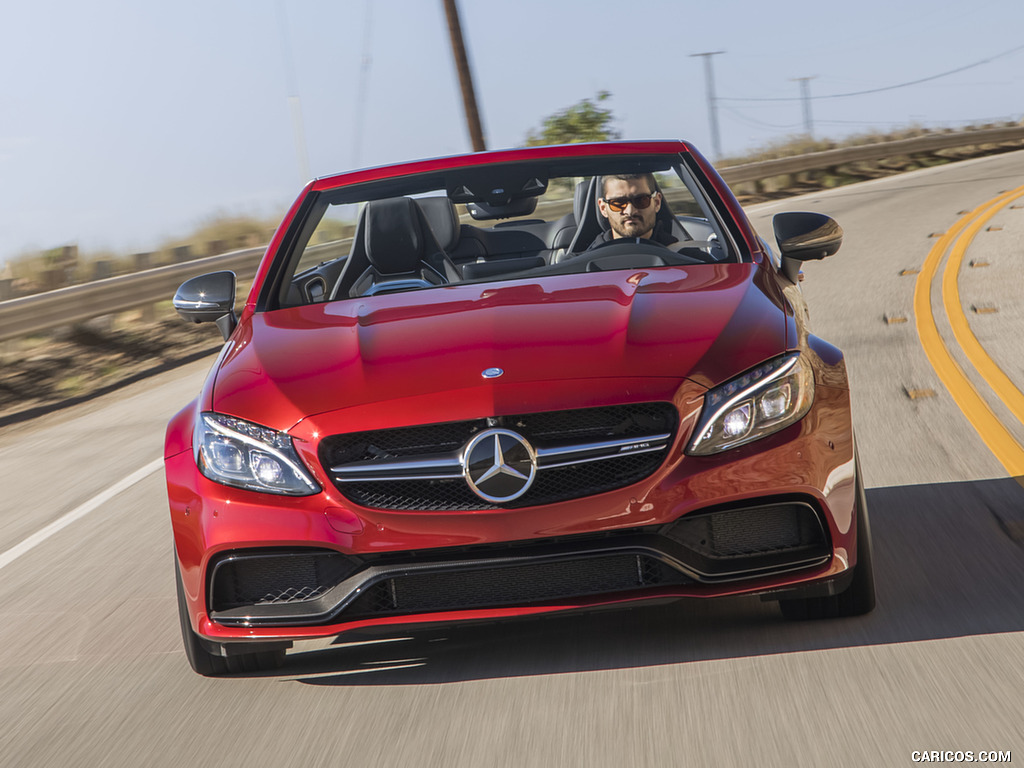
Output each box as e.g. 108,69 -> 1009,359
2,0 -> 1022,264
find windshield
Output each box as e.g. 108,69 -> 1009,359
270,153 -> 742,309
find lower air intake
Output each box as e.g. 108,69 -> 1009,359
345,553 -> 690,618
210,550 -> 359,611
663,502 -> 829,578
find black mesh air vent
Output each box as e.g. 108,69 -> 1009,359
345,553 -> 689,618
662,502 -> 830,577
210,550 -> 358,612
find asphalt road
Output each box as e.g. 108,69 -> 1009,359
2,151 -> 1024,767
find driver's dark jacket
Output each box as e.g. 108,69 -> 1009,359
586,220 -> 679,250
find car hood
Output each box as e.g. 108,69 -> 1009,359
211,264 -> 792,431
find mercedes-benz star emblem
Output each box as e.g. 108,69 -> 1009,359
462,428 -> 537,503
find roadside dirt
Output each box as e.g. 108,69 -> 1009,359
0,311 -> 223,426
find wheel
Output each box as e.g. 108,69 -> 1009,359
174,555 -> 287,676
779,451 -> 876,620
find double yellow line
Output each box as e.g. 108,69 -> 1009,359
914,186 -> 1024,475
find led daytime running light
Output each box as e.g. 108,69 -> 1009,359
699,355 -> 799,439
198,413 -> 319,494
687,354 -> 812,456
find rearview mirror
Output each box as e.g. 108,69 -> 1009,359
466,196 -> 538,220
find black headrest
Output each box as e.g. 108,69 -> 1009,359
594,176 -> 610,232
416,197 -> 460,251
364,197 -> 425,275
573,177 -> 594,221
566,177 -> 604,253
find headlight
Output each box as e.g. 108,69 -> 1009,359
686,353 -> 814,456
195,413 -> 321,495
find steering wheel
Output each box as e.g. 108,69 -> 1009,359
579,239 -> 711,268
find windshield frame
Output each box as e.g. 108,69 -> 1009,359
257,150 -> 749,312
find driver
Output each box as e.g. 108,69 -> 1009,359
588,173 -> 679,249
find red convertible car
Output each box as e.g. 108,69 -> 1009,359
166,140 -> 874,675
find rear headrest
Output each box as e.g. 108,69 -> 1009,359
565,176 -> 604,254
364,197 -> 425,275
416,196 -> 460,251
573,177 -> 594,221
594,176 -> 610,232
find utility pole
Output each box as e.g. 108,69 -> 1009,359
792,76 -> 816,139
690,51 -> 725,159
442,0 -> 486,151
277,0 -> 311,183
352,2 -> 374,167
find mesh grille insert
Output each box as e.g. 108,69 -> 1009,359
210,551 -> 359,611
663,502 -> 829,573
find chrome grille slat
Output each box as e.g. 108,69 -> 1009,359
331,453 -> 463,481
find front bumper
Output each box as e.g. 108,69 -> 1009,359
166,383 -> 856,643
206,498 -> 830,628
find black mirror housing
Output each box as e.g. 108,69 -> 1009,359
773,212 -> 843,283
172,270 -> 237,340
773,212 -> 843,260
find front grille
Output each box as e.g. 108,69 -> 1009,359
341,451 -> 663,512
325,421 -> 477,464
527,453 -> 661,502
345,553 -> 689,618
209,550 -> 359,612
320,403 -> 678,511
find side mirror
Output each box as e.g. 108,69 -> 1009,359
773,212 -> 843,283
172,270 -> 237,341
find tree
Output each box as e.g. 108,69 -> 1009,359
525,92 -> 621,146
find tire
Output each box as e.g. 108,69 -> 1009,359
174,555 -> 287,676
779,451 -> 876,620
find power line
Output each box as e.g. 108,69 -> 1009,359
720,105 -> 802,131
719,43 -> 1024,102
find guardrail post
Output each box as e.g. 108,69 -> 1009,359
132,253 -> 156,320
173,245 -> 193,263
42,268 -> 67,291
92,260 -> 113,281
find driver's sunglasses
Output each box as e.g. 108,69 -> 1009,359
602,192 -> 657,212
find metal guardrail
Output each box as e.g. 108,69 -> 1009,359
2,126 -> 1023,343
0,247 -> 264,343
718,125 -> 1024,185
